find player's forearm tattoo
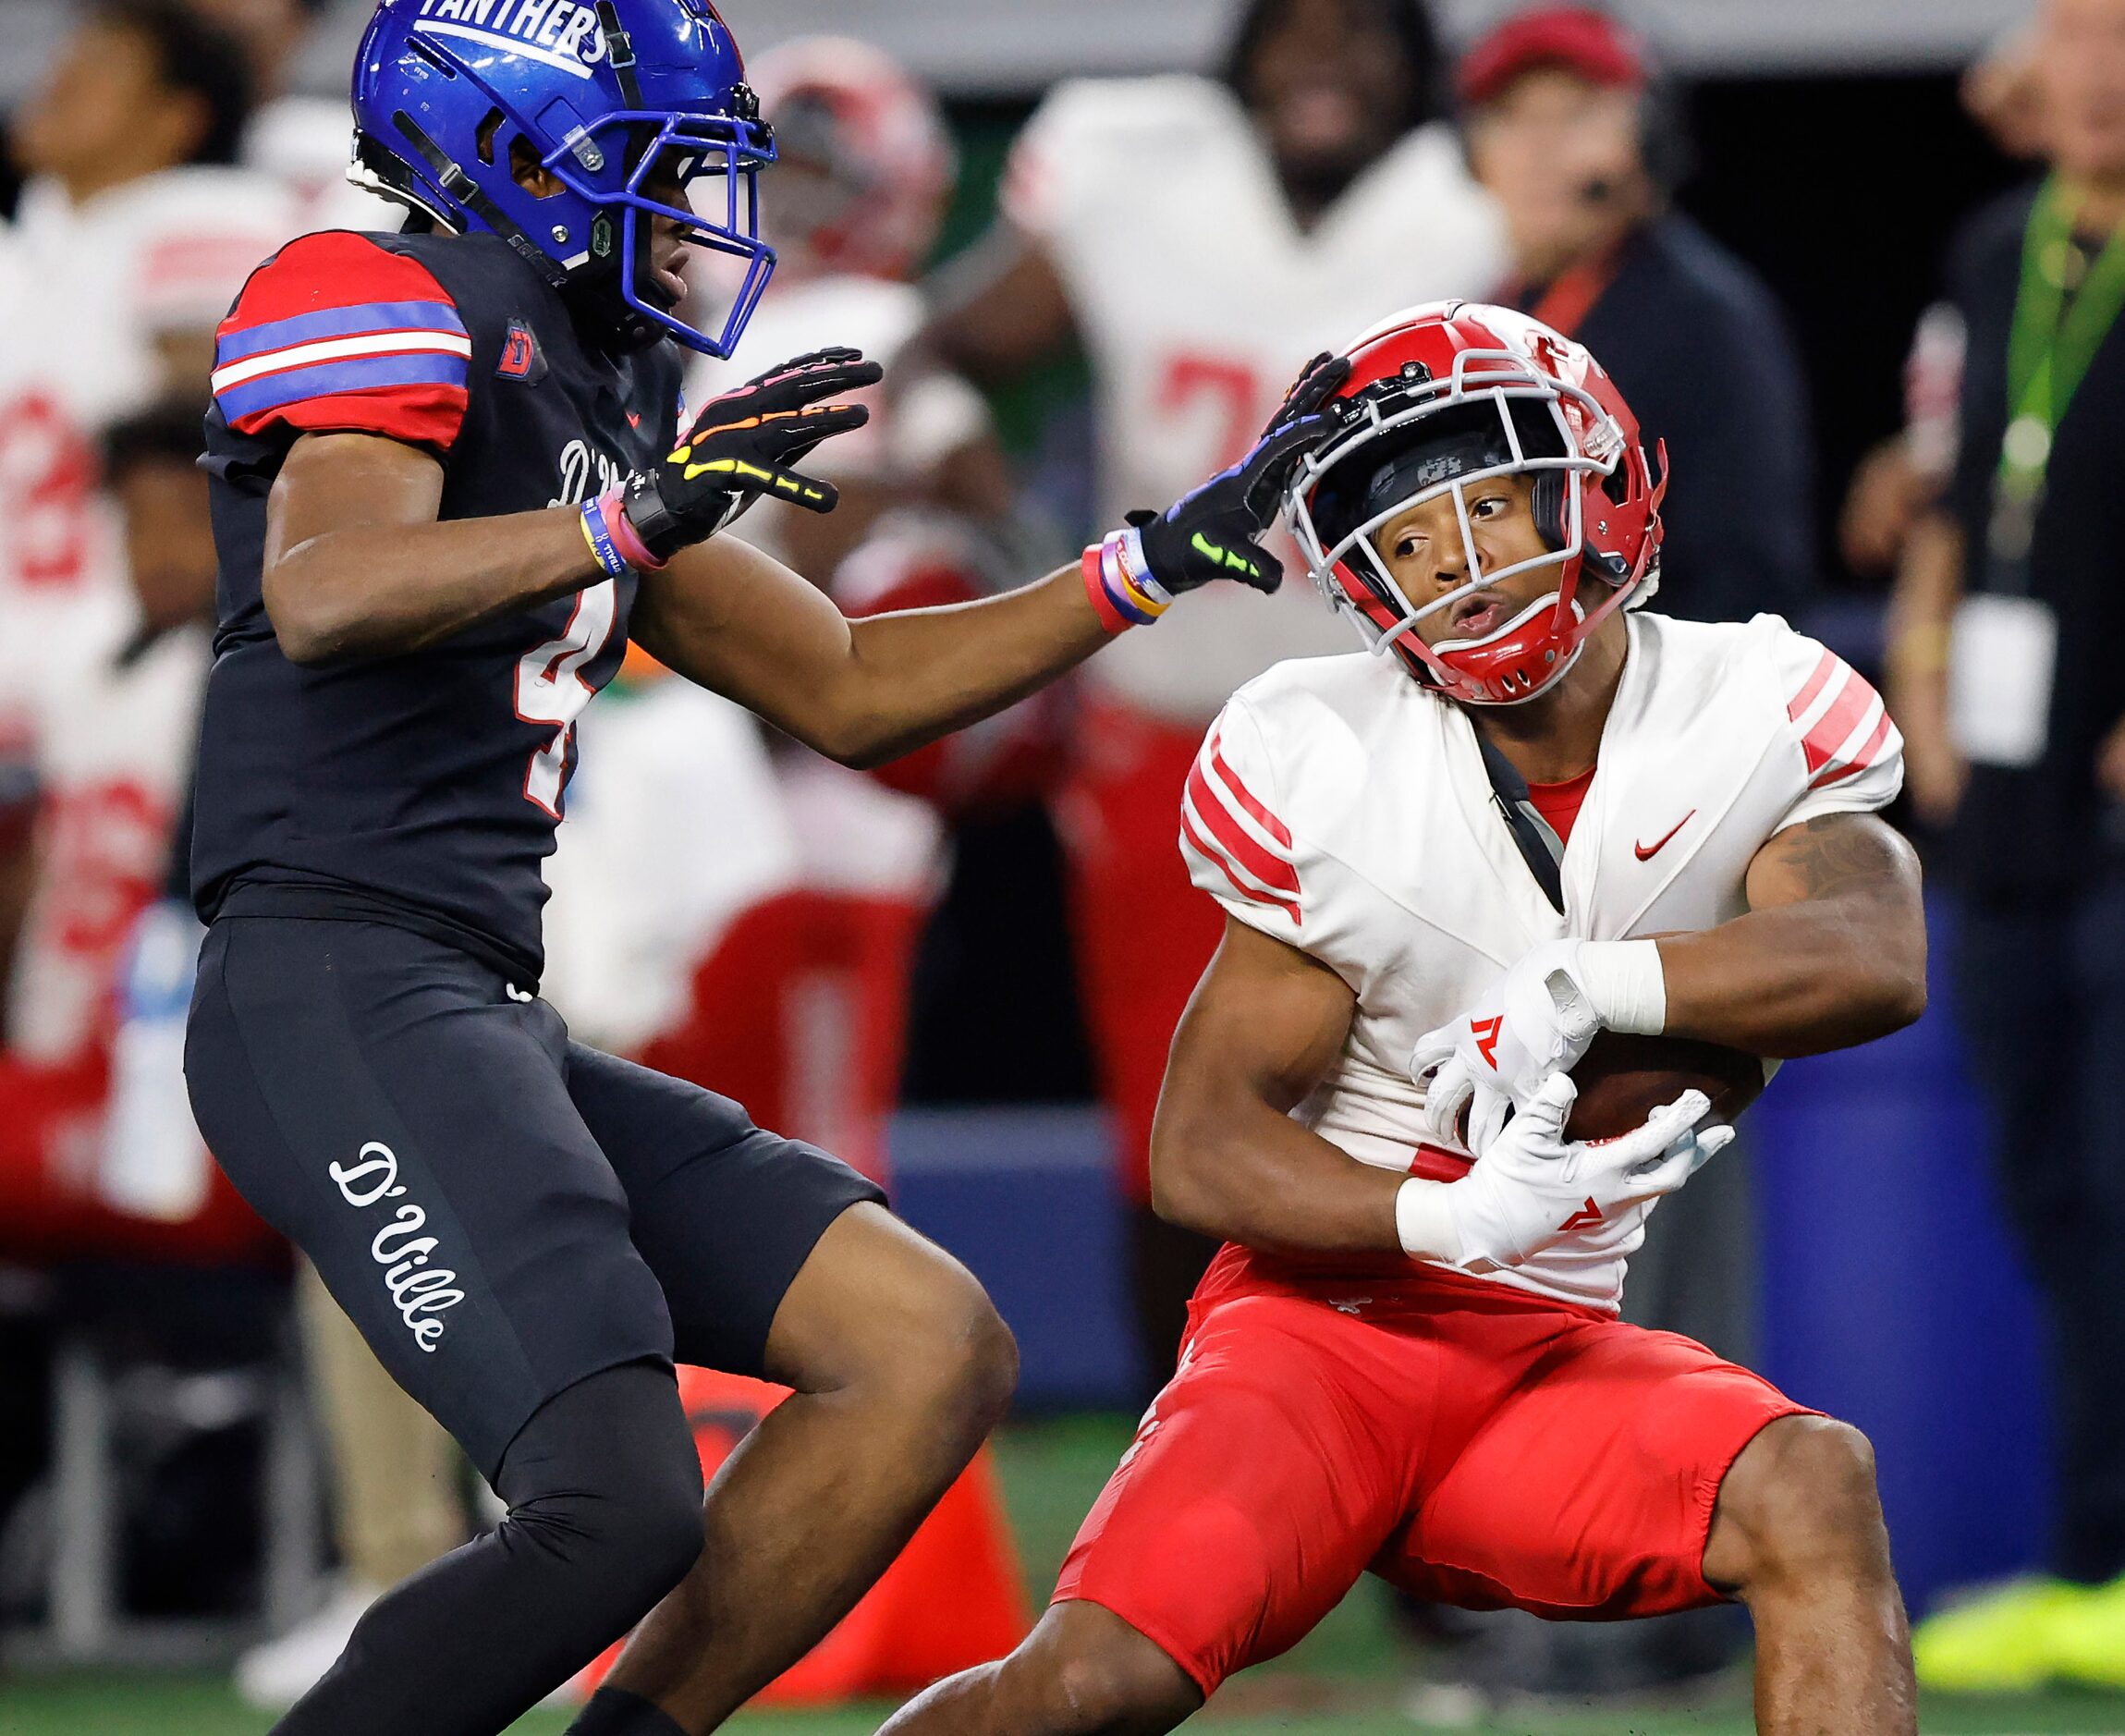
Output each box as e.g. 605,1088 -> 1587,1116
1768,813 -> 1911,904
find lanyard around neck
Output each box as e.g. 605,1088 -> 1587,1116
2000,177 -> 2125,492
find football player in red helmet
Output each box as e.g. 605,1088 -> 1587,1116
874,301 -> 1924,1736
745,35 -> 955,287
1289,298 -> 1666,705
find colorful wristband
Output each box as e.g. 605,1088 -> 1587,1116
578,494 -> 630,578
1081,525 -> 1175,633
594,484 -> 667,572
1080,543 -> 1132,634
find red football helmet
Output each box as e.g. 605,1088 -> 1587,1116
1286,301 -> 1667,706
746,36 -> 955,284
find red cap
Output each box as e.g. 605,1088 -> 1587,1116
1458,6 -> 1648,109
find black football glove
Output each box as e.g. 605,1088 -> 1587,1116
617,346 -> 884,562
1129,351 -> 1351,596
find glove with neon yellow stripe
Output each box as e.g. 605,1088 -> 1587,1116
1084,353 -> 1349,627
615,347 -> 883,564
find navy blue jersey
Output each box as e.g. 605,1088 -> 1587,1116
191,229 -> 683,979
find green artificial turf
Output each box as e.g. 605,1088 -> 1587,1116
4,1414 -> 2122,1735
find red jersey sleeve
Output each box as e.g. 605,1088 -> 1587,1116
210,233 -> 471,452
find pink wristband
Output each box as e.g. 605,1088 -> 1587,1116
597,485 -> 666,571
1081,543 -> 1132,635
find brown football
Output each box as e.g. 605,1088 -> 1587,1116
1563,1031 -> 1767,1143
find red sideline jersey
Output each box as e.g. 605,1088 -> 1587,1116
191,230 -> 684,981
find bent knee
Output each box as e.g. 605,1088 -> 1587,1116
1707,1415 -> 1890,1594
900,1263 -> 1019,1428
1001,1605 -> 1201,1735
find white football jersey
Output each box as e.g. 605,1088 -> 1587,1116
6,596 -> 210,1064
1180,613 -> 1904,1311
1003,77 -> 1506,723
0,168 -> 296,633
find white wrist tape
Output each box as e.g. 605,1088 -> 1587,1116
1395,1176 -> 1463,1265
1574,938 -> 1667,1035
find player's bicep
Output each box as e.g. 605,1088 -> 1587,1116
265,432 -> 446,562
1166,917 -> 1357,1119
629,533 -> 859,751
1744,811 -> 1923,917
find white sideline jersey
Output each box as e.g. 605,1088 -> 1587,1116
1179,613 -> 1904,1311
1003,77 -> 1506,724
0,167 -> 294,625
6,595 -> 210,1064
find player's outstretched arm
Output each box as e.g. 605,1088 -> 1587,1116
636,352 -> 1350,768
631,532 -> 1108,768
261,432 -> 607,665
1660,812 -> 1928,1056
1147,917 -> 1406,1255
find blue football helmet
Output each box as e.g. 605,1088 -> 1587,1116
350,0 -> 776,356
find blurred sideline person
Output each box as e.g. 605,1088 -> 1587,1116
877,300 -> 1921,1736
692,38 -> 1081,1110
188,0 -> 407,232
1447,6 -> 1817,1696
1466,6 -> 1814,629
1887,0 -> 2125,1689
0,0 -> 294,995
1842,24 -> 2051,581
0,0 -> 293,414
0,405 -> 260,1262
922,0 -> 1504,1386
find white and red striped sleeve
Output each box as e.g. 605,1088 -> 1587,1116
1179,699 -> 1307,935
1773,631 -> 1905,826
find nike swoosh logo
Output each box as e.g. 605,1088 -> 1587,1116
1634,811 -> 1696,862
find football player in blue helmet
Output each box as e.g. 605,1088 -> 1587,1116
351,0 -> 776,356
186,5 -> 1358,1734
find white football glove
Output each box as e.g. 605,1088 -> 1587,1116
1400,1074 -> 1732,1271
1411,937 -> 1667,1155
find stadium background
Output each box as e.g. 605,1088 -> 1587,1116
0,0 -> 2111,1730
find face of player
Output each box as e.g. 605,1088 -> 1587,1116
513,141 -> 696,309
2040,0 -> 2125,185
115,458 -> 219,635
1371,472 -> 1566,647
12,20 -> 209,196
1465,68 -> 1650,282
1242,0 -> 1413,197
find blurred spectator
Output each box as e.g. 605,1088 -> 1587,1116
688,38 -> 1085,1115
691,36 -> 1008,599
1843,23 -> 2052,581
1887,0 -> 2125,1690
0,0 -> 295,997
1466,5 -> 1815,628
189,0 -> 404,233
0,403 -> 263,1264
2,0 -> 294,405
922,0 -> 1503,1388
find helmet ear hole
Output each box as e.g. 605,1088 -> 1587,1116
1531,470 -> 1568,551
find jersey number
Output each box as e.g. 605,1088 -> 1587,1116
515,580 -> 617,818
1155,354 -> 1266,470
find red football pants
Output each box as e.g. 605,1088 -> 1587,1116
1057,1246 -> 1814,1696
